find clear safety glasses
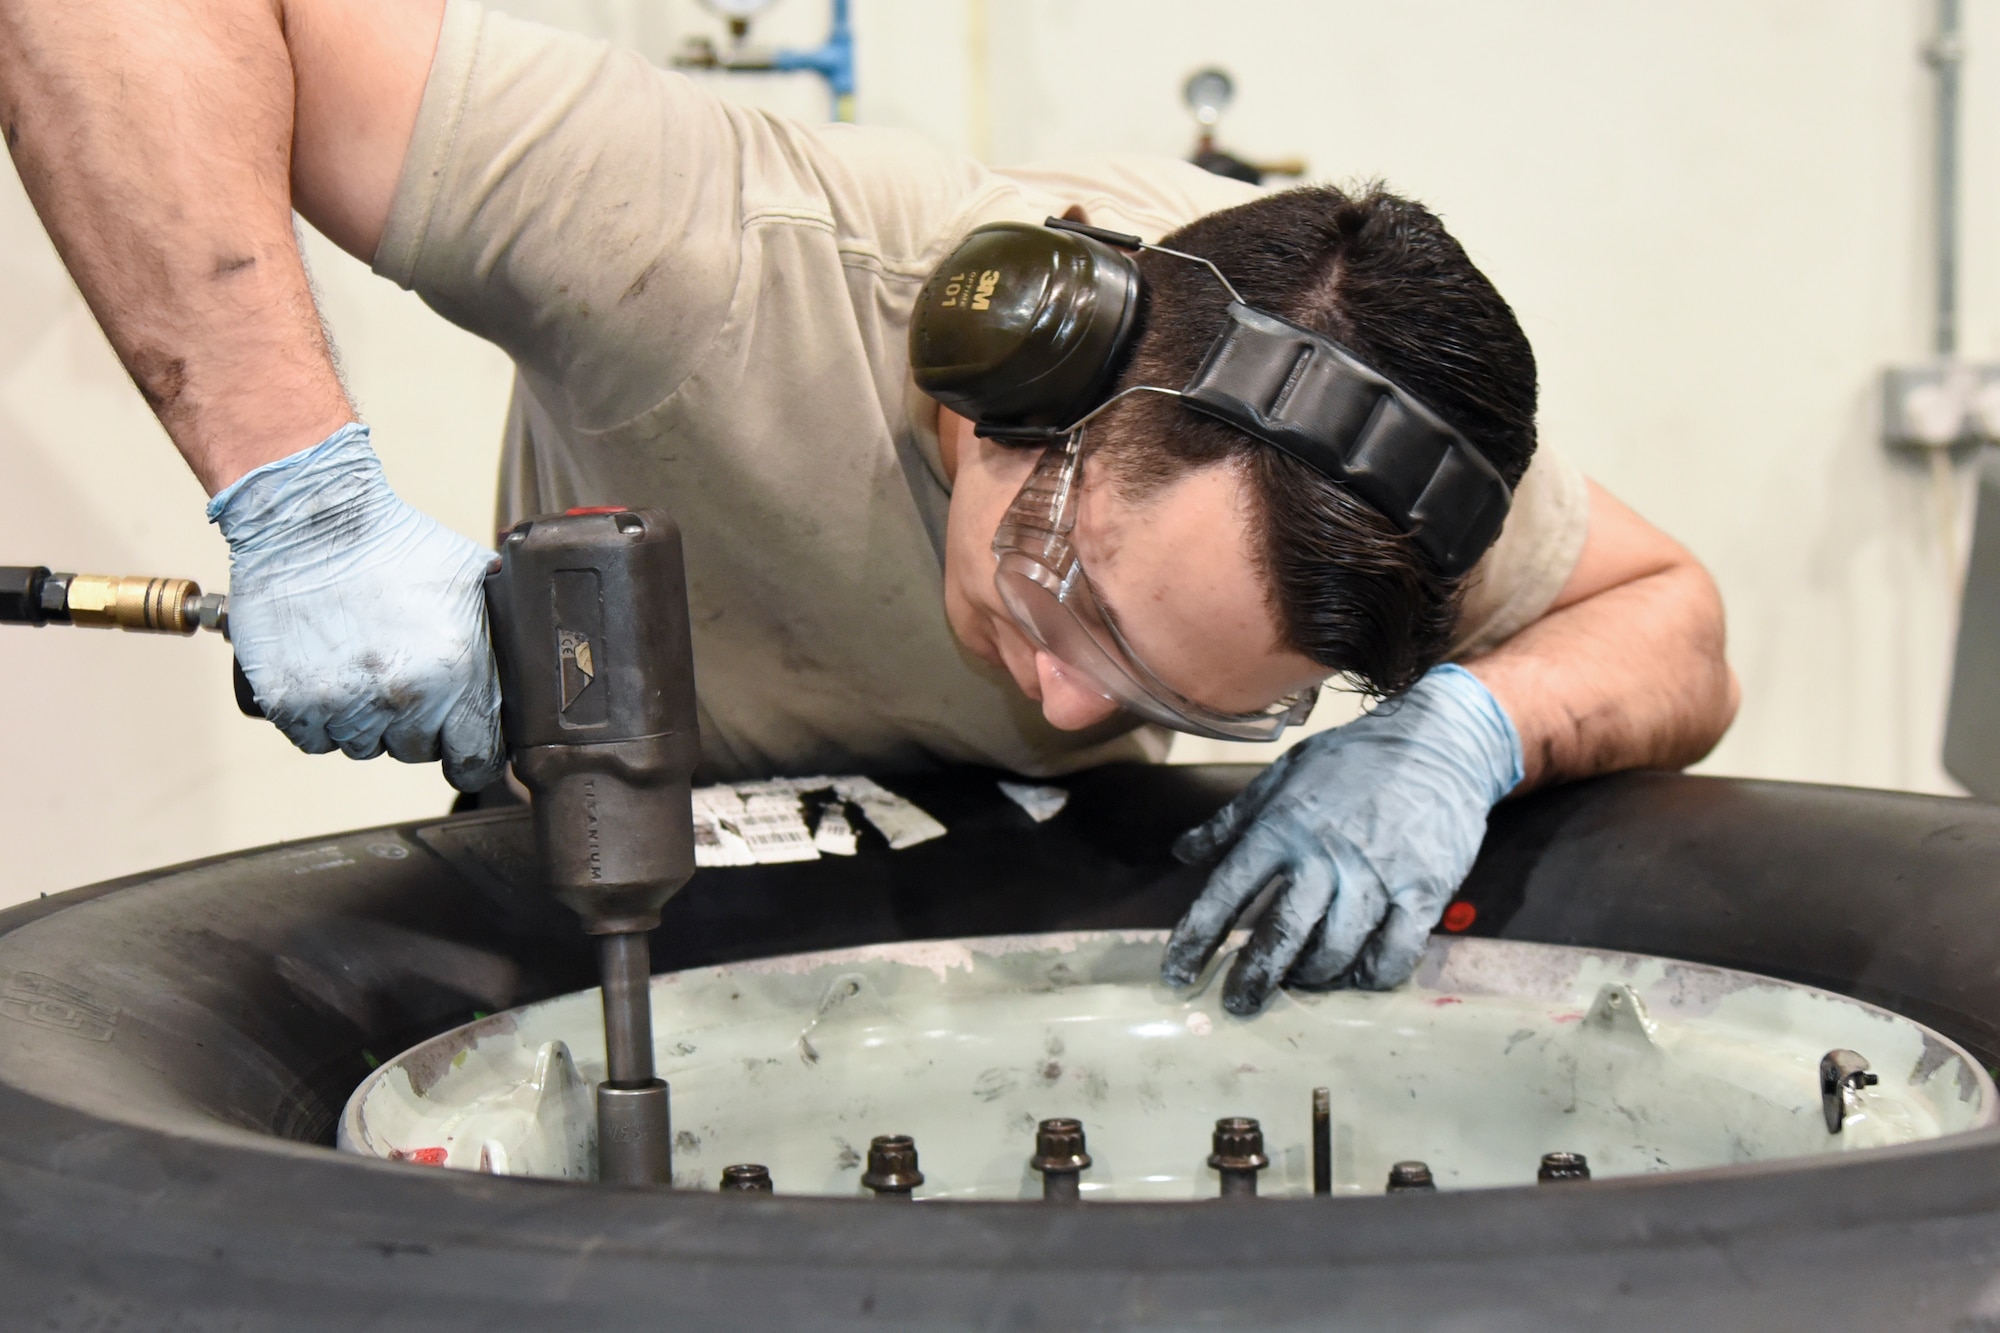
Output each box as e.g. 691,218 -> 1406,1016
991,430 -> 1321,742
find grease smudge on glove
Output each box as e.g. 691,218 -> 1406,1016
209,423 -> 504,792
1161,664 -> 1523,1014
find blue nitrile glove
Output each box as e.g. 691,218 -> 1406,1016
1161,664 -> 1524,1013
208,422 -> 504,792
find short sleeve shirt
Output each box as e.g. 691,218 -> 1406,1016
376,0 -> 1590,782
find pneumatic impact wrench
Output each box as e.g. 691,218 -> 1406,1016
2,508 -> 701,1185
484,507 -> 702,1187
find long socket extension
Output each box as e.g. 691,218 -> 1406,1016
595,933 -> 672,1185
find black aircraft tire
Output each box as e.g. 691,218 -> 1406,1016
3,765 -> 1999,1332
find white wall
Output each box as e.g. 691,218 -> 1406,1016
1,0 -> 1993,907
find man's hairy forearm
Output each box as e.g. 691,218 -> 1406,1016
0,0 -> 349,492
1469,560 -> 1738,790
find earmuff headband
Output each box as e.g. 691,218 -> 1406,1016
1179,302 -> 1511,575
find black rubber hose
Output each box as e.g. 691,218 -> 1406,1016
0,565 -> 50,625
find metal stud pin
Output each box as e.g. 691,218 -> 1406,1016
1312,1088 -> 1332,1197
1209,1117 -> 1269,1199
862,1134 -> 924,1200
718,1164 -> 773,1193
1385,1160 -> 1436,1193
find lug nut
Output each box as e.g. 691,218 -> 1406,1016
862,1134 -> 924,1200
1537,1151 -> 1590,1184
1385,1160 -> 1436,1193
1209,1117 -> 1269,1199
1030,1118 -> 1091,1203
718,1164 -> 773,1193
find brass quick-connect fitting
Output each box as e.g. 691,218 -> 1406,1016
1,567 -> 227,635
63,574 -> 204,634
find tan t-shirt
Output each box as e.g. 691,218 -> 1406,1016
376,0 -> 1589,782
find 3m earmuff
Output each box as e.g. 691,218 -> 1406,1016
909,217 -> 1513,576
908,220 -> 1142,433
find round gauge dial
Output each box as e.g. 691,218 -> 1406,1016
1183,68 -> 1235,127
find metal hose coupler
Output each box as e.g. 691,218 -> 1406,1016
0,566 -> 227,635
66,574 -> 201,632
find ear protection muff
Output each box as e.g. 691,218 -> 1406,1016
909,222 -> 1142,432
909,216 -> 1513,576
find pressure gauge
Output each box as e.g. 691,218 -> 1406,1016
1183,67 -> 1235,128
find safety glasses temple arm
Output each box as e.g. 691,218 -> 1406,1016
974,385 -> 1189,445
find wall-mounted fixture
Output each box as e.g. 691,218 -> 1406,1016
1182,68 -> 1305,187
1884,0 -> 1998,458
675,0 -> 856,123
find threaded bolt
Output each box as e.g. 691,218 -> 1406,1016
862,1134 -> 924,1200
1537,1151 -> 1590,1184
1311,1088 -> 1332,1197
718,1163 -> 773,1193
1030,1118 -> 1091,1203
1385,1160 -> 1437,1193
1208,1117 -> 1269,1199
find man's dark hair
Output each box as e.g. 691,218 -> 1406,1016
1089,183 -> 1538,698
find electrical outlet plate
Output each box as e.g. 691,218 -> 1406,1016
1884,361 -> 2000,451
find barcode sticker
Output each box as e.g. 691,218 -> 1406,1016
691,787 -> 756,867
686,775 -> 944,866
811,803 -> 859,856
733,791 -> 821,864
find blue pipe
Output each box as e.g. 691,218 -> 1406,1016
772,0 -> 855,122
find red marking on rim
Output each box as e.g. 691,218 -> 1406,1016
391,1147 -> 449,1167
1441,901 -> 1478,933
1429,996 -> 1463,1007
564,506 -> 628,516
